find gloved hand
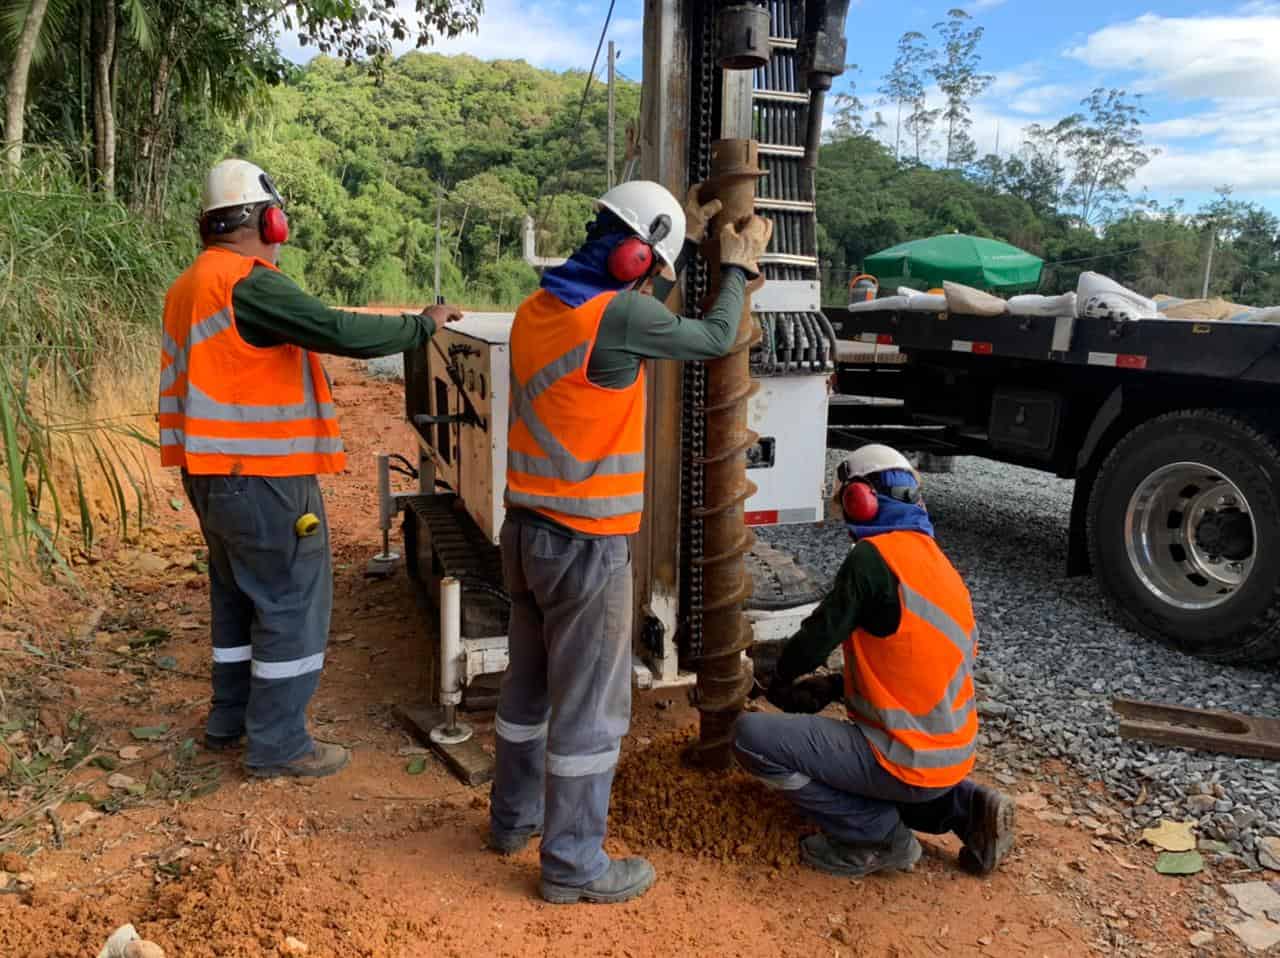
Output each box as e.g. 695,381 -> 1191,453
423,303 -> 464,326
767,673 -> 843,714
719,215 -> 773,278
684,184 -> 724,242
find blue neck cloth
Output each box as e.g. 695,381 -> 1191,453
539,232 -> 634,307
846,469 -> 935,539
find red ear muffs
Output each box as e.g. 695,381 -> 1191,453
841,480 -> 879,523
260,205 -> 289,245
607,236 -> 655,282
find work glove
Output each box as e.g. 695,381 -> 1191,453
684,184 -> 724,242
766,673 -> 843,714
423,303 -> 464,326
718,215 -> 773,279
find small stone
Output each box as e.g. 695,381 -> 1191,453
1223,881 -> 1280,920
73,809 -> 102,827
1036,811 -> 1069,826
118,746 -> 143,760
977,701 -> 1011,718
1015,793 -> 1048,812
1215,799 -> 1235,814
1123,909 -> 1139,920
1200,839 -> 1230,854
107,773 -> 138,790
1079,816 -> 1104,831
831,927 -> 852,946
134,553 -> 170,576
1229,918 -> 1280,953
280,937 -> 309,955
1189,931 -> 1214,948
1259,836 -> 1280,872
1187,795 -> 1218,815
14,872 -> 34,888
124,943 -> 167,958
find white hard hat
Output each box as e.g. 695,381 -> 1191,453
596,180 -> 686,273
836,444 -> 916,483
201,159 -> 281,214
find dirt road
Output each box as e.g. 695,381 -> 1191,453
0,360 -> 1238,956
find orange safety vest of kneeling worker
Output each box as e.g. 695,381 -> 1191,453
505,289 -> 646,536
158,247 -> 345,477
842,530 -> 979,789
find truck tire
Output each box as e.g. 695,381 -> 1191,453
1087,409 -> 1280,663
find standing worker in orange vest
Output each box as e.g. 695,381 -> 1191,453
733,444 -> 1015,877
490,180 -> 773,904
160,159 -> 461,779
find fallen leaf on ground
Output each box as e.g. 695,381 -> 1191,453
1155,851 -> 1204,875
405,757 -> 427,775
1142,819 -> 1196,852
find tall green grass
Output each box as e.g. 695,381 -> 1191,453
0,149 -> 185,591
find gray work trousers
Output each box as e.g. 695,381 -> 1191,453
183,474 -> 333,768
490,518 -> 633,886
734,712 -> 976,845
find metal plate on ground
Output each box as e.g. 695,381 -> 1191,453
395,704 -> 494,787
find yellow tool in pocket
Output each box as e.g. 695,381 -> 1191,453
295,513 -> 321,538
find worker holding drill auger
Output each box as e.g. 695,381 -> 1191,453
734,444 -> 1016,878
490,179 -> 773,905
159,159 -> 461,780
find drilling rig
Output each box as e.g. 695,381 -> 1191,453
385,1 -> 850,778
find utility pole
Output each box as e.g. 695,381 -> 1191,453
1202,227 -> 1216,299
434,183 -> 444,305
607,40 -> 616,190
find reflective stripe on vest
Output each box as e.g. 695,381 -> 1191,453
159,249 -> 345,476
842,532 -> 978,788
504,290 -> 646,535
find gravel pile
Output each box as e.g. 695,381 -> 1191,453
759,453 -> 1280,870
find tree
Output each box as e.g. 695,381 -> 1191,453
1053,88 -> 1155,227
2,0 -> 52,175
1004,123 -> 1068,218
266,0 -> 483,63
928,9 -> 993,169
878,31 -> 927,162
829,65 -> 865,140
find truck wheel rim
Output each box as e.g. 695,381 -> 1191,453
1124,461 -> 1257,612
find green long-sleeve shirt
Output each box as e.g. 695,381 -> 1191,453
232,266 -> 435,357
773,539 -> 902,685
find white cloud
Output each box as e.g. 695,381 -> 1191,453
1066,10 -> 1280,99
1137,146 -> 1280,196
969,0 -> 1009,8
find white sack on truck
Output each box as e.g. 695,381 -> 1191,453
1008,292 -> 1077,318
1076,271 -> 1158,321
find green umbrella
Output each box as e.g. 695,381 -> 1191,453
863,234 -> 1043,293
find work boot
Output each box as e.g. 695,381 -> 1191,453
800,823 -> 922,877
204,732 -> 244,752
248,741 -> 350,780
959,784 -> 1015,875
488,827 -> 542,855
540,857 -> 656,905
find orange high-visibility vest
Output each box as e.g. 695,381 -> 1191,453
158,247 -> 345,476
842,531 -> 978,788
505,289 -> 645,535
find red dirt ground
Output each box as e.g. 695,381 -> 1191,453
0,358 -> 1242,957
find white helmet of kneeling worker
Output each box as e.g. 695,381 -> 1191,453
596,180 -> 687,275
836,443 -> 917,485
201,158 -> 282,214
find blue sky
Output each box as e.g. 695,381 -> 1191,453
278,1 -> 1280,216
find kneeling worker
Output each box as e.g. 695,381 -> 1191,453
734,444 -> 1015,877
160,159 -> 461,779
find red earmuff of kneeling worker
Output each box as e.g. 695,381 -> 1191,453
841,479 -> 881,523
